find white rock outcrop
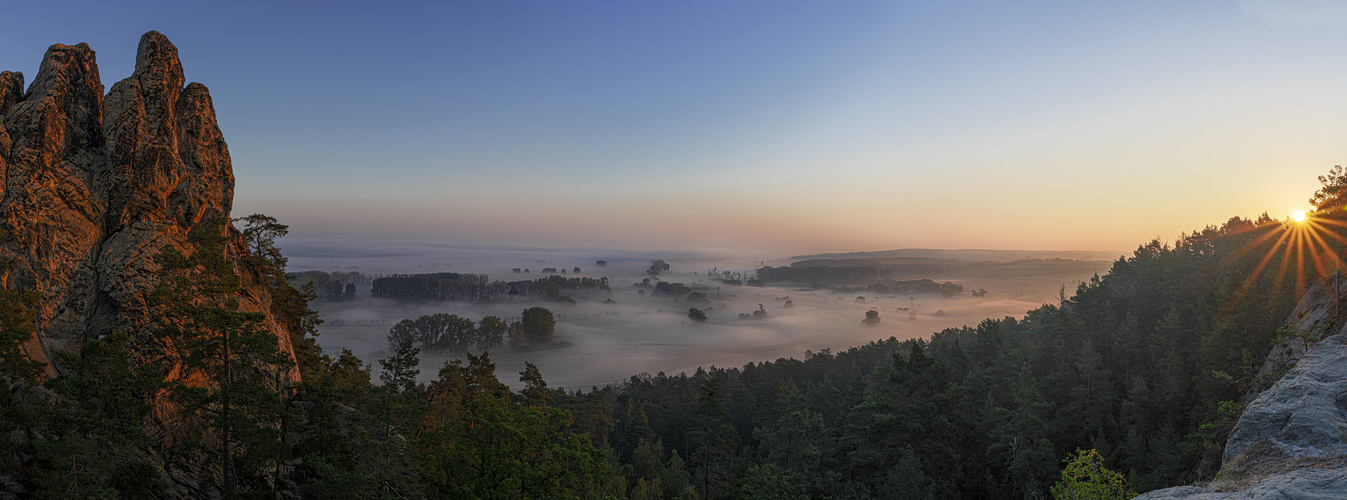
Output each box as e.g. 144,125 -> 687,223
1137,282 -> 1347,499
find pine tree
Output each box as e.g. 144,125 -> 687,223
753,393 -> 825,495
0,283 -> 43,469
155,217 -> 294,495
690,375 -> 739,499
26,332 -> 167,498
378,335 -> 421,435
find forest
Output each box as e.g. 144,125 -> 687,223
386,306 -> 560,355
1,167 -> 1344,499
369,273 -> 611,302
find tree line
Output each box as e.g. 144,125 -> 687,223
370,272 -> 610,302
387,306 -> 557,355
289,270 -> 369,301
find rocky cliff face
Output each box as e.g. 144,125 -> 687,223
1136,281 -> 1347,499
0,32 -> 297,382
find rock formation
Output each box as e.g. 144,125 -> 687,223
0,32 -> 297,381
1136,281 -> 1347,499
1,31 -> 303,497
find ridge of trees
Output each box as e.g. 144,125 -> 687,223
369,273 -> 609,302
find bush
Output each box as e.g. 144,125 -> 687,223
862,310 -> 880,326
688,308 -> 707,323
1051,449 -> 1134,500
521,307 -> 555,344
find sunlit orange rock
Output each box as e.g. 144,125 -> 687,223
0,31 -> 298,385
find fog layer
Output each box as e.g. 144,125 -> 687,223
290,241 -> 1104,389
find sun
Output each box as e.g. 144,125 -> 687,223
1293,211 -> 1307,222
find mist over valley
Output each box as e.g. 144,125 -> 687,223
287,242 -> 1117,389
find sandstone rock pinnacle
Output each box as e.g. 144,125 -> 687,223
0,31 -> 296,384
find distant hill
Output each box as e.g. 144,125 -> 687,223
791,248 -> 1124,263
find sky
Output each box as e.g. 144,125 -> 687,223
3,0 -> 1346,254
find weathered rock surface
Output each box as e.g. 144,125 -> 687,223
1135,467 -> 1347,499
0,31 -> 289,374
1136,282 -> 1347,499
1223,334 -> 1347,466
0,32 -> 297,497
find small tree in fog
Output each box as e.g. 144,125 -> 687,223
325,280 -> 345,300
476,316 -> 507,350
688,308 -> 707,323
507,321 -> 525,349
521,307 -> 555,344
649,260 -> 670,275
862,310 -> 880,326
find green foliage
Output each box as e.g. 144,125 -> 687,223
599,200 -> 1314,498
1051,449 -> 1135,500
23,332 -> 168,498
378,335 -> 423,439
1,214 -> 610,499
520,361 -> 551,406
521,306 -> 556,344
416,353 -> 610,498
847,341 -> 963,497
236,214 -> 325,385
0,231 -> 40,392
477,315 -> 507,350
388,313 -> 477,355
156,216 -> 296,495
752,393 -> 824,495
738,463 -> 808,500
0,289 -> 43,383
387,312 -> 509,355
1311,164 -> 1347,211
884,447 -> 936,500
369,272 -> 608,302
690,374 -> 739,499
507,320 -> 525,349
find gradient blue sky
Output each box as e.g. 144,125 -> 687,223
4,1 -> 1346,253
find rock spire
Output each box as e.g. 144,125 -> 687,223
0,31 -> 295,382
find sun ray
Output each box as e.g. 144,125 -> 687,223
1306,220 -> 1347,246
1216,210 -> 1347,318
1226,223 -> 1287,263
1272,229 -> 1297,290
1242,228 -> 1294,290
1303,228 -> 1345,274
1305,217 -> 1347,229
1295,230 -> 1307,294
